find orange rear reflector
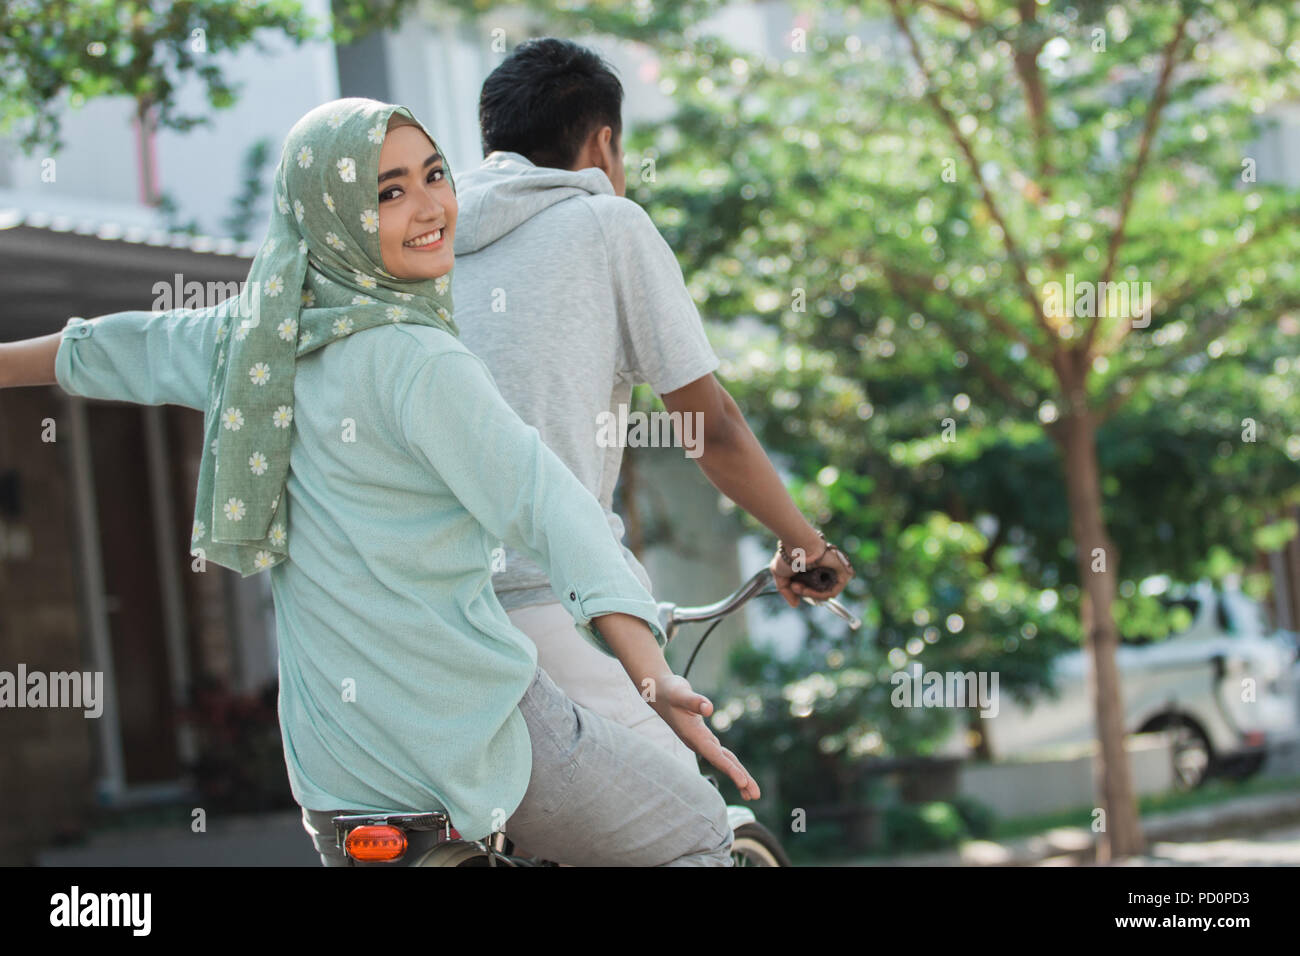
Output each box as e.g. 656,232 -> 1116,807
345,825 -> 409,861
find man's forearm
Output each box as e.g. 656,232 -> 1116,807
697,399 -> 823,555
0,332 -> 62,388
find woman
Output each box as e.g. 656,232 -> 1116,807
0,98 -> 756,865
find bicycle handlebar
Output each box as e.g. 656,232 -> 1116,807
657,566 -> 862,644
794,565 -> 839,593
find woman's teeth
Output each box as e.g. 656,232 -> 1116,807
404,229 -> 442,247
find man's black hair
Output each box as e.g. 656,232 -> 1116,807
479,38 -> 624,168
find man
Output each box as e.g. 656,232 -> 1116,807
452,38 -> 854,769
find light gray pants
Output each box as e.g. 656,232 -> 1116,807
301,666 -> 734,866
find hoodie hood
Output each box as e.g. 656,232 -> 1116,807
452,151 -> 615,255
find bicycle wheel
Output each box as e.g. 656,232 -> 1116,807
729,822 -> 792,867
412,841 -> 493,866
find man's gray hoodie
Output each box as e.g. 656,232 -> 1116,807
451,151 -> 718,614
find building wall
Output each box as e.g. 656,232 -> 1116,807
357,1 -> 797,168
0,387 -> 94,864
0,381 -> 264,863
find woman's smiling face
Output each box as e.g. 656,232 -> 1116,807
377,122 -> 456,280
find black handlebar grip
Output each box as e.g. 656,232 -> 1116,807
790,566 -> 838,593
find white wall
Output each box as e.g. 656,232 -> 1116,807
153,0 -> 340,234
2,95 -> 144,212
372,1 -> 797,171
383,14 -> 495,175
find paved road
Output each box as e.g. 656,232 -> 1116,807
1078,738 -> 1300,867
37,809 -> 320,867
1101,823 -> 1300,866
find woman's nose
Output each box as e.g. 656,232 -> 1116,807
417,188 -> 444,220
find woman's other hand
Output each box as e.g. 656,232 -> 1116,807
589,611 -> 760,800
646,674 -> 761,801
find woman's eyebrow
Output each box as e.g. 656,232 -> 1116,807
377,152 -> 443,184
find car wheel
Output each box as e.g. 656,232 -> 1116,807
1167,718 -> 1212,790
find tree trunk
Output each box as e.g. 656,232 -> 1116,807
134,97 -> 161,206
1056,400 -> 1146,860
966,707 -> 993,760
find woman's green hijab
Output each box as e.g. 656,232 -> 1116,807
190,97 -> 457,576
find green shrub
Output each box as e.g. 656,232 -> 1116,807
882,801 -> 970,854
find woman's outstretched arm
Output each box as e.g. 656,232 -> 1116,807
0,332 -> 61,387
398,345 -> 760,799
6,308 -> 225,410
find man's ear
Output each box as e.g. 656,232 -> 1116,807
599,125 -> 621,162
597,125 -> 621,178
573,125 -> 616,175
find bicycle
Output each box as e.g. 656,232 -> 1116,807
328,564 -> 861,867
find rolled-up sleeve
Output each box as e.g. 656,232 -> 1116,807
398,348 -> 667,656
54,307 -> 221,411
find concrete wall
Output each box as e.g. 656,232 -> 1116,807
959,733 -> 1175,820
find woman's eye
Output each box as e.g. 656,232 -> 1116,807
379,170 -> 441,202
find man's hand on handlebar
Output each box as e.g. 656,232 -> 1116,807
770,536 -> 855,609
648,675 -> 761,801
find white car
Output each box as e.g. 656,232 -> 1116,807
976,579 -> 1300,789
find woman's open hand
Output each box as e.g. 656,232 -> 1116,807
647,674 -> 760,801
590,611 -> 760,800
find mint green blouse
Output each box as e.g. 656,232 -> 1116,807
55,309 -> 667,841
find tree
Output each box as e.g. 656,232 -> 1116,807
620,0 -> 1300,859
0,0 -> 323,156
0,0 -> 438,158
